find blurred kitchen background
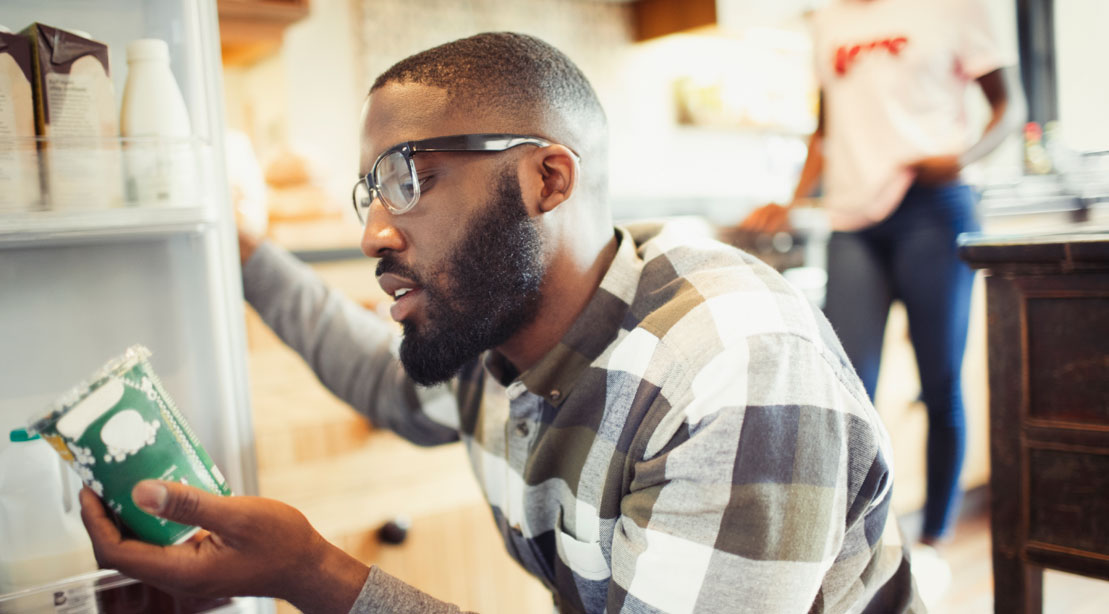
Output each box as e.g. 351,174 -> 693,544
220,0 -> 1108,612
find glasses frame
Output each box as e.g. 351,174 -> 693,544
352,133 -> 577,222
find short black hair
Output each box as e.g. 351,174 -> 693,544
371,32 -> 605,128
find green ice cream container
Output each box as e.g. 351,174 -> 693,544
29,345 -> 232,546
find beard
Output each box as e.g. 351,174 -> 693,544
376,168 -> 546,386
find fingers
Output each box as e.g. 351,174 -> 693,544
739,204 -> 790,234
132,480 -> 233,533
81,486 -> 177,576
82,484 -> 244,597
739,205 -> 769,232
737,211 -> 761,232
238,226 -> 260,265
80,487 -> 121,562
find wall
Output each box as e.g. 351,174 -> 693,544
1055,0 -> 1109,153
223,0 -> 363,216
352,0 -> 820,222
223,0 -> 819,225
225,0 -> 1030,227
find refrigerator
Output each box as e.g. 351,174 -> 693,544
0,0 -> 270,612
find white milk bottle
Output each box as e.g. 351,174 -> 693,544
119,38 -> 195,206
0,429 -> 99,613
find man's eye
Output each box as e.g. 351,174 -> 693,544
417,174 -> 437,190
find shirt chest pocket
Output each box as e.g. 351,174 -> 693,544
555,508 -> 611,582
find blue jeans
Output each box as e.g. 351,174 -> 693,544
824,182 -> 980,540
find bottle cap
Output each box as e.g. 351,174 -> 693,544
127,38 -> 170,62
9,428 -> 41,442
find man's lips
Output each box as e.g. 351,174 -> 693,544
377,272 -> 424,322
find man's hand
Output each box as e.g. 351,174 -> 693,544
909,155 -> 962,186
80,481 -> 369,614
238,226 -> 261,267
737,202 -> 791,235
234,206 -> 263,267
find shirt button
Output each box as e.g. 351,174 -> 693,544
515,421 -> 530,437
549,389 -> 562,401
506,381 -> 526,399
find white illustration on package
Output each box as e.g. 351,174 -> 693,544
139,376 -> 157,400
100,409 -> 160,463
64,440 -> 103,496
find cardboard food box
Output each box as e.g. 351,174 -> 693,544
0,29 -> 42,211
23,23 -> 123,209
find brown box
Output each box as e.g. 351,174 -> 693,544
0,29 -> 42,211
22,23 -> 122,209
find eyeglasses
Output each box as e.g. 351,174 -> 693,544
352,133 -> 577,223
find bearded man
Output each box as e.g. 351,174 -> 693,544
81,32 -> 921,614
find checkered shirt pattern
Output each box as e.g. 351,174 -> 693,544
244,222 -> 919,614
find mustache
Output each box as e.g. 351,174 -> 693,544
376,256 -> 424,286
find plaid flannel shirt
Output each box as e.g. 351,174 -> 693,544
244,222 -> 919,614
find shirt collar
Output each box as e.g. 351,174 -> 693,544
483,226 -> 643,407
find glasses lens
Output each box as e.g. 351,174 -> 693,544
377,150 -> 417,213
352,179 -> 372,223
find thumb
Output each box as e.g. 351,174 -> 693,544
133,480 -> 229,529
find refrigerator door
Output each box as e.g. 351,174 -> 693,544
0,1 -> 268,612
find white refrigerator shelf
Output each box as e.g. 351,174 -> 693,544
0,567 -> 268,613
0,206 -> 219,248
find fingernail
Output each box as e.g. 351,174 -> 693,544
133,481 -> 168,514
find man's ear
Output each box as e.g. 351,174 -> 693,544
531,145 -> 577,213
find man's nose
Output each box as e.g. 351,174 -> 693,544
360,199 -> 406,258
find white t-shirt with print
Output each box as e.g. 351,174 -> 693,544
811,0 -> 1016,231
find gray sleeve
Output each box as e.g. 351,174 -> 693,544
241,242 -> 460,445
347,567 -> 477,614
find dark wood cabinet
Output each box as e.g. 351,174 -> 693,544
633,0 -> 717,41
960,231 -> 1109,614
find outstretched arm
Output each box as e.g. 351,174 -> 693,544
239,234 -> 462,445
739,92 -> 825,234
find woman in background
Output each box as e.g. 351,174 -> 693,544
741,0 -> 1025,601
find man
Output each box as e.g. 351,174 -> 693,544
81,33 -> 921,613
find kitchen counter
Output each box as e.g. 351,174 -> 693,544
960,227 -> 1109,264
958,228 -> 1109,614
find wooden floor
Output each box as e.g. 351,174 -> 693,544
924,509 -> 1109,614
